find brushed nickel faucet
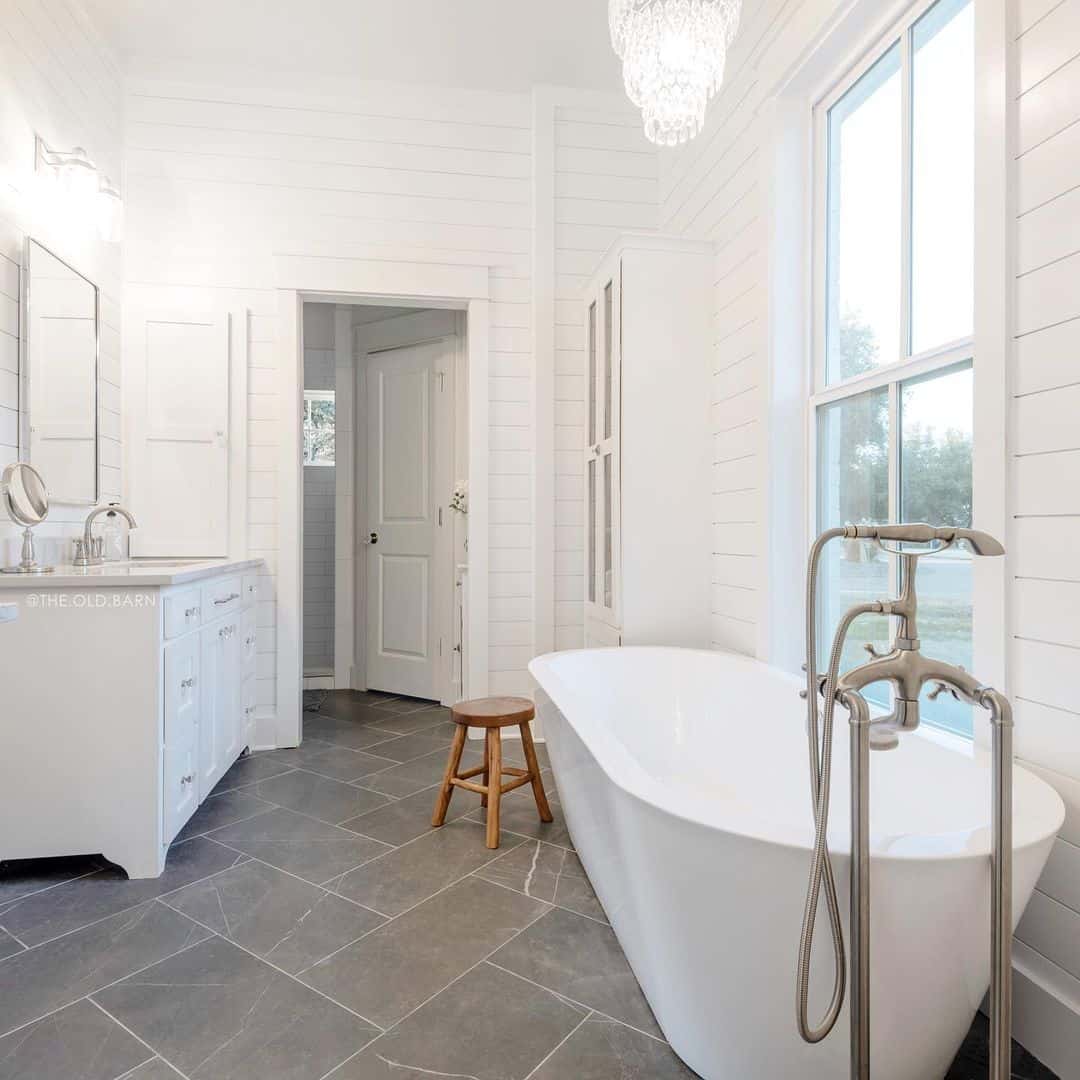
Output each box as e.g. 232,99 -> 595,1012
73,504 -> 138,567
796,523 -> 1013,1080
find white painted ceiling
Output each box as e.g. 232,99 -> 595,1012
82,0 -> 624,95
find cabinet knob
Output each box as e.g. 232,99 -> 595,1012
185,606 -> 199,618
181,677 -> 195,689
181,773 -> 194,785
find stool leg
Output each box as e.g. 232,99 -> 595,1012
485,728 -> 503,849
480,733 -> 490,809
432,725 -> 468,827
520,721 -> 554,823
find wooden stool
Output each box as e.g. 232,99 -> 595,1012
431,696 -> 553,849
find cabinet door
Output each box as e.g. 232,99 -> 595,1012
127,307 -> 230,556
164,732 -> 198,843
241,607 -> 258,681
242,674 -> 257,751
216,620 -> 243,769
164,635 -> 200,840
198,623 -> 223,799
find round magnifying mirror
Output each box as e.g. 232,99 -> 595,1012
1,462 -> 53,573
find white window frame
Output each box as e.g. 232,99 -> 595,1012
762,0 -> 1010,749
804,0 -> 989,741
303,388 -> 336,467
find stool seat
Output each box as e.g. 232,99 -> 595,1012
433,695 -> 553,849
450,695 -> 534,728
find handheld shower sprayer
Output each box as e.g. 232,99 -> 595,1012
796,522 -> 1013,1080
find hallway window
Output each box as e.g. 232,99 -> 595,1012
303,389 -> 336,466
812,0 -> 975,736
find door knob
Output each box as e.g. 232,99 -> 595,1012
363,532 -> 378,546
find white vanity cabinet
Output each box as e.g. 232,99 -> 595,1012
582,235 -> 713,649
0,559 -> 263,879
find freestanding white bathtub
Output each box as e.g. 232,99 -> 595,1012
529,647 -> 1065,1080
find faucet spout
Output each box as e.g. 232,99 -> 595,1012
75,504 -> 138,566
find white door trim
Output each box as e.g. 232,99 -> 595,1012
275,255 -> 489,749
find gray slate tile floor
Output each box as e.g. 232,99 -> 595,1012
0,690 -> 1059,1079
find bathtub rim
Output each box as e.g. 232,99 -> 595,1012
530,646 -> 1065,864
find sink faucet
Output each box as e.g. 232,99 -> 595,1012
73,504 -> 138,567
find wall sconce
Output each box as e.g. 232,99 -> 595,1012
36,136 -> 123,243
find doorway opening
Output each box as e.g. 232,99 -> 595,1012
301,299 -> 467,708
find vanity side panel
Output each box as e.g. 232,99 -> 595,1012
0,589 -> 164,876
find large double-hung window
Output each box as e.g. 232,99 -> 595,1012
812,0 -> 975,735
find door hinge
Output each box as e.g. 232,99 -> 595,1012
438,506 -> 443,526
438,638 -> 443,657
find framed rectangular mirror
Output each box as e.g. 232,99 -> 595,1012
21,238 -> 99,505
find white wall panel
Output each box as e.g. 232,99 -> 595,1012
0,1 -> 123,564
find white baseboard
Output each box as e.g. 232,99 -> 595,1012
1012,940 -> 1080,1079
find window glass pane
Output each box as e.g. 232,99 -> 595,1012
901,362 -> 973,735
911,0 -> 974,353
817,388 -> 890,688
303,390 -> 335,466
603,282 -> 613,440
587,302 -> 597,446
587,457 -> 597,604
603,454 -> 613,610
826,45 -> 902,384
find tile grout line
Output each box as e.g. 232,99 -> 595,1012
468,869 -> 610,928
87,997 -> 195,1080
0,843 -> 252,962
521,1009 -> 595,1080
319,896 -> 558,1073
0,903 -> 214,1042
296,830 -> 533,976
140,904 -> 389,1036
484,959 -> 670,1046
0,865 -> 108,920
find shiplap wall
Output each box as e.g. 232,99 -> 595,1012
123,77 -> 537,717
658,0 -> 1080,1069
302,303 -> 336,675
550,100 -> 659,651
1010,0 -> 1080,1068
0,0 -> 123,566
658,0 -> 792,657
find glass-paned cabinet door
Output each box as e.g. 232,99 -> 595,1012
583,266 -> 620,626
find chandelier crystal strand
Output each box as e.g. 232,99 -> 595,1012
610,0 -> 742,146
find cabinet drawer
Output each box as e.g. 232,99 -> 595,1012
202,575 -> 243,620
242,573 -> 260,606
164,588 -> 202,639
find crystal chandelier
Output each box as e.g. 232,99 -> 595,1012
610,0 -> 742,147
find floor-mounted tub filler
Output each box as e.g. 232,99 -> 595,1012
529,642 -> 1064,1080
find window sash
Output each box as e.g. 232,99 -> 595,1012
811,0 -> 972,399
808,0 -> 976,736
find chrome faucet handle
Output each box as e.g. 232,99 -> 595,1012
928,681 -> 958,702
73,538 -> 85,562
863,642 -> 886,659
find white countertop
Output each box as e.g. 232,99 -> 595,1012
0,558 -> 263,589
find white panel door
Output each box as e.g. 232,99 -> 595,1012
128,310 -> 229,556
365,339 -> 444,698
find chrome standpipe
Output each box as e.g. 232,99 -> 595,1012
798,523 -> 1012,1080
